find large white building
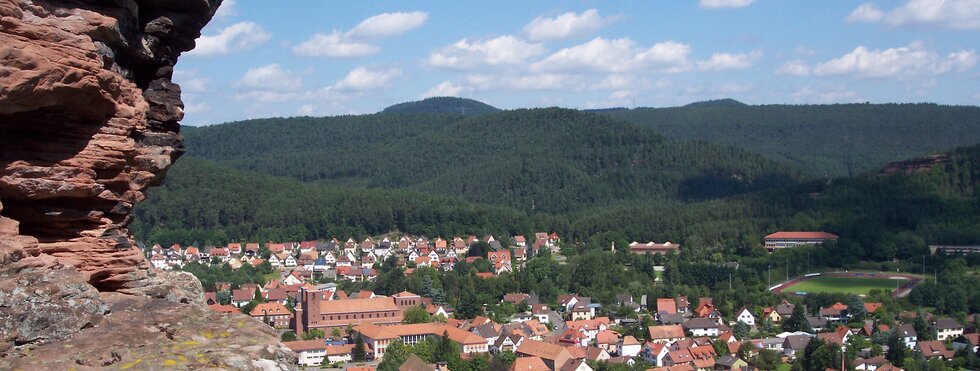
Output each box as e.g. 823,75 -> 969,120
764,231 -> 838,250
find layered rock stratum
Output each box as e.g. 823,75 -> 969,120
0,0 -> 296,368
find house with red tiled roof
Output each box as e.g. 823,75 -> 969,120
208,304 -> 239,314
517,340 -> 574,370
648,325 -> 686,345
595,330 -> 619,354
657,298 -> 677,316
355,323 -> 488,357
512,356 -> 549,371
250,302 -> 291,328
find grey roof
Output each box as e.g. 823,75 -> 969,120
935,318 -> 962,330
895,324 -> 916,337
783,334 -> 812,350
683,317 -> 720,329
716,354 -> 742,367
806,316 -> 828,328
660,313 -> 686,325
776,302 -> 795,316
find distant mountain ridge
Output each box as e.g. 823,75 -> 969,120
180,108 -> 801,214
599,103 -> 980,177
381,97 -> 499,116
683,98 -> 747,107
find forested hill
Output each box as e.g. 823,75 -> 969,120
599,103 -> 980,177
182,108 -> 801,213
380,97 -> 499,115
570,144 -> 980,263
132,157 -> 536,246
135,144 -> 980,262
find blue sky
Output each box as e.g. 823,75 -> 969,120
174,0 -> 980,126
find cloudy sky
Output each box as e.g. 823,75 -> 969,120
174,0 -> 980,126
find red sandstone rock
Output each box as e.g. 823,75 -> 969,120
0,0 -> 211,291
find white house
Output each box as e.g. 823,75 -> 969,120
284,340 -> 327,367
620,336 -> 642,357
282,273 -> 302,285
934,319 -> 964,341
283,255 -> 297,268
322,251 -> 336,265
268,254 -> 282,268
736,307 -> 756,326
683,318 -> 720,337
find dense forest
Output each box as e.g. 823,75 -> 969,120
182,108 -> 801,213
135,144 -> 979,267
380,97 -> 499,116
135,101 -> 980,264
599,103 -> 980,177
132,157 -> 537,247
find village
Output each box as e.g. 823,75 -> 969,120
144,233 -> 979,371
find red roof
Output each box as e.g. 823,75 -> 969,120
765,231 -> 838,239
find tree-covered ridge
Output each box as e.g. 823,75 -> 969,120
182,108 -> 802,213
599,103 -> 980,177
135,143 -> 979,267
380,96 -> 499,115
572,144 -> 980,263
132,157 -> 537,247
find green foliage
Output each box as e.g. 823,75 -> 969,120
280,331 -> 296,342
752,349 -> 782,370
177,261 -> 274,291
404,306 -> 432,324
381,97 -> 499,116
302,328 -> 324,340
176,108 -> 800,214
216,290 -> 231,305
886,330 -> 907,366
601,103 -> 980,177
377,340 -> 408,371
783,304 -> 807,332
352,336 -> 367,362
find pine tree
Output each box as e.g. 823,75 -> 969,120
352,336 -> 367,362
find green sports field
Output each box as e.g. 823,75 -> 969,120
783,276 -> 908,295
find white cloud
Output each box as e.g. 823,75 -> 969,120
791,85 -> 861,103
422,81 -> 472,98
846,0 -> 980,29
812,43 -> 976,79
333,67 -> 403,91
213,0 -> 237,19
188,22 -> 270,56
523,9 -> 618,41
297,104 -> 318,116
462,73 -> 581,91
238,64 -> 303,91
294,11 -> 427,58
427,36 -> 546,70
183,100 -> 211,115
532,37 -> 693,73
697,51 -> 762,70
698,0 -> 756,9
173,70 -> 208,93
292,32 -> 380,58
345,11 -> 428,39
846,3 -> 884,23
775,60 -> 811,76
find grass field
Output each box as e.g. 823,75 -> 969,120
784,276 -> 908,295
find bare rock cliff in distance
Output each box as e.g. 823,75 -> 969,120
0,0 -> 296,368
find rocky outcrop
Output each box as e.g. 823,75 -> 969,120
3,293 -> 297,370
1,0 -> 298,368
0,0 -> 212,291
